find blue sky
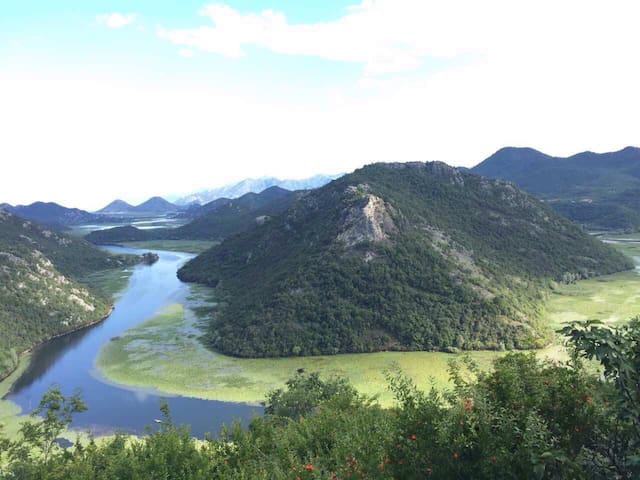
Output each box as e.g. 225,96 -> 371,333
1,1 -> 639,209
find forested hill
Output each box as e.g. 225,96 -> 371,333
0,209 -> 136,379
178,162 -> 632,358
85,187 -> 297,244
472,146 -> 640,230
0,201 -> 119,229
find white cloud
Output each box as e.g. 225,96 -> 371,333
2,1 -> 640,209
97,12 -> 137,29
157,1 -> 640,78
178,48 -> 195,58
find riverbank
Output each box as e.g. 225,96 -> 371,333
119,240 -> 217,254
0,354 -> 31,439
96,300 -> 565,407
0,263 -> 134,439
95,241 -> 640,407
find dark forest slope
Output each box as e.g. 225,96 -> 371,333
0,209 -> 136,378
472,146 -> 640,230
178,162 -> 631,357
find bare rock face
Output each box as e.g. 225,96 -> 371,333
337,188 -> 398,248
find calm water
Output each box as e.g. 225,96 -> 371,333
4,246 -> 261,437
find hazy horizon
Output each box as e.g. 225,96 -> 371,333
2,1 -> 639,210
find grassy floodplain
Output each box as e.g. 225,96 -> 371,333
96,240 -> 640,407
119,240 -> 217,254
0,355 -> 32,439
79,267 -> 135,299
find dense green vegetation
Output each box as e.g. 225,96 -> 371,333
472,146 -> 640,230
178,162 -> 631,357
0,209 -> 137,379
85,187 -> 296,244
2,322 -> 639,479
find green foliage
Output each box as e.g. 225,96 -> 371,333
263,372 -> 360,419
2,324 -> 639,478
177,162 -> 631,357
560,319 -> 640,473
0,210 -> 137,379
11,386 -> 87,465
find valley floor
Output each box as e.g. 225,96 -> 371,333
3,242 -> 638,438
95,241 -> 640,407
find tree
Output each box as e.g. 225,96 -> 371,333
15,386 -> 86,465
560,319 -> 640,476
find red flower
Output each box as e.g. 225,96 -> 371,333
303,464 -> 314,471
379,463 -> 384,471
585,394 -> 592,404
385,457 -> 391,464
491,455 -> 497,463
291,466 -> 297,471
410,434 -> 417,440
452,452 -> 459,459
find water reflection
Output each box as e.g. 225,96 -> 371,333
4,245 -> 261,437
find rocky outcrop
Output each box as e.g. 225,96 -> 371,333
337,188 -> 398,248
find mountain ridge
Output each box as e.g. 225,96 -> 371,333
177,161 -> 631,357
472,146 -> 640,230
174,173 -> 342,205
85,187 -> 298,243
2,201 -> 119,229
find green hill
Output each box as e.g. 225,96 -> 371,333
0,209 -> 136,379
177,162 -> 631,358
472,146 -> 640,230
85,187 -> 296,244
1,201 -> 120,230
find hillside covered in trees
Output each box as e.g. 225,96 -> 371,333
472,146 -> 640,231
177,162 -> 632,357
0,209 -> 136,379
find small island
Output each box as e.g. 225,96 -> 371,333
140,252 -> 159,265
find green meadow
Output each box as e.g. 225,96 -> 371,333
119,240 -> 217,254
0,355 -> 32,439
96,240 -> 640,407
79,267 -> 134,300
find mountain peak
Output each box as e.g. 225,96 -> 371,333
471,146 -> 640,230
177,160 -> 630,358
174,173 -> 343,206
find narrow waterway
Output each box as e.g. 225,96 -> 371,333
4,246 -> 260,437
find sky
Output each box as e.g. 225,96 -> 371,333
1,1 -> 639,210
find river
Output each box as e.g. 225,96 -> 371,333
4,246 -> 261,437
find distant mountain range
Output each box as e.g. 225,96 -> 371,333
0,201 -> 118,229
85,186 -> 297,244
472,146 -> 640,230
177,161 -> 631,358
96,199 -> 135,214
96,196 -> 181,215
174,174 -> 343,206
